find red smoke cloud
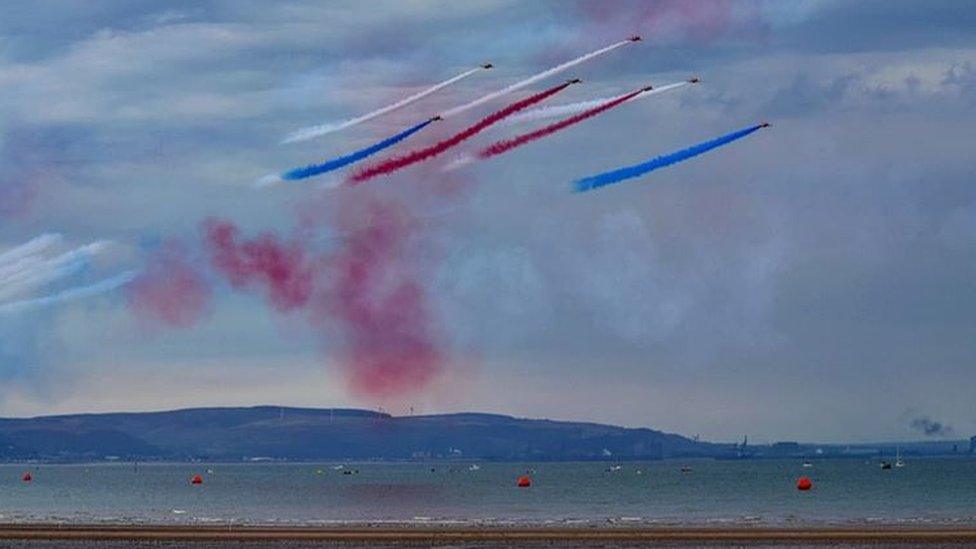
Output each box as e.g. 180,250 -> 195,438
203,198 -> 445,400
204,219 -> 316,311
127,245 -> 212,328
323,196 -> 443,399
350,81 -> 575,183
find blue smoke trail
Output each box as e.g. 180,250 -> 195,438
281,118 -> 435,182
573,124 -> 766,193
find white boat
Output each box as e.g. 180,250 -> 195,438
469,464 -> 481,471
802,461 -> 813,468
895,447 -> 905,468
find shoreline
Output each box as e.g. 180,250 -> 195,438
2,525 -> 976,543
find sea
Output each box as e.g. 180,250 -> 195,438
1,458 -> 975,527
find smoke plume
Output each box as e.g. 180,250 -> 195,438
910,416 -> 954,437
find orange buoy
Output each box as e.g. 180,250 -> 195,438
21,472 -> 32,483
517,475 -> 531,488
190,474 -> 203,485
796,476 -> 812,491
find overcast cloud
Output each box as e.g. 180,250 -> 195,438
1,0 -> 974,443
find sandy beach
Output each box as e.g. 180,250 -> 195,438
1,525 -> 976,547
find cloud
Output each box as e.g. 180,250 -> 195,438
0,1 -> 974,442
943,61 -> 976,103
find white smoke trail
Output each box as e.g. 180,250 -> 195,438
0,270 -> 136,315
0,233 -> 62,267
254,173 -> 341,190
439,39 -> 637,119
254,173 -> 284,188
283,65 -> 491,144
0,254 -> 47,285
503,81 -> 691,126
441,154 -> 475,172
0,241 -> 111,300
0,240 -> 109,285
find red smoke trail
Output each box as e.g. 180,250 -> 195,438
325,197 -> 443,399
127,244 -> 212,328
478,88 -> 644,159
350,81 -> 576,183
204,219 -> 316,311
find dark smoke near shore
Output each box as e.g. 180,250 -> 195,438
909,416 -> 954,437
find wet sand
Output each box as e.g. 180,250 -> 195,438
1,525 -> 976,547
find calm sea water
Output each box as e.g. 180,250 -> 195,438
1,459 -> 974,527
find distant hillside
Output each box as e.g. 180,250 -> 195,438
0,406 -> 722,462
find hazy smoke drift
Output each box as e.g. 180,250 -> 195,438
573,123 -> 767,193
439,38 -> 635,119
0,182 -> 37,219
478,88 -> 644,159
910,416 -> 954,437
282,65 -> 490,144
351,81 -> 576,183
127,246 -> 212,328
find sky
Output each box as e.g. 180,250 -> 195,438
1,0 -> 974,444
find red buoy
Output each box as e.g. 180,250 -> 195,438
21,472 -> 32,483
191,474 -> 203,485
517,475 -> 531,488
796,476 -> 812,491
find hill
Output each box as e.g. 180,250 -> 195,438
0,406 -> 721,462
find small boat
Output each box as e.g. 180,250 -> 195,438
802,461 -> 813,468
894,447 -> 905,468
469,464 -> 481,471
680,466 -> 693,473
880,461 -> 892,470
605,465 -> 622,473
